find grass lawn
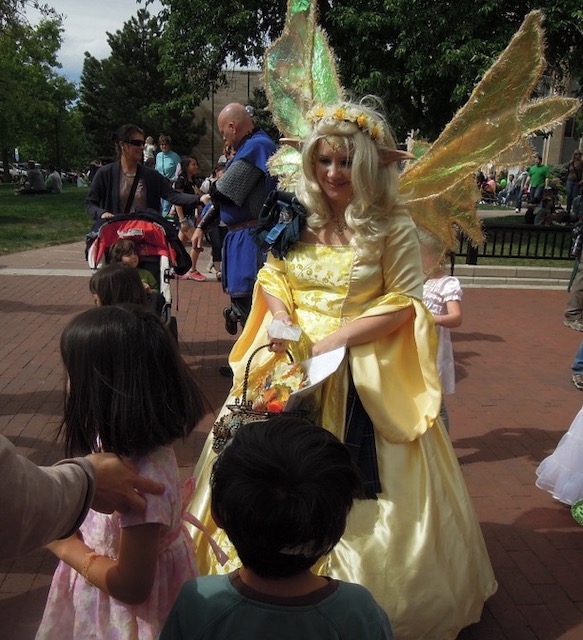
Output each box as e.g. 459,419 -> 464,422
0,183 -> 91,255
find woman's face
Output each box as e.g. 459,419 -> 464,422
187,159 -> 198,176
314,138 -> 354,211
121,133 -> 145,162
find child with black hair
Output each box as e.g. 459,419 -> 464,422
89,262 -> 148,307
160,417 -> 393,639
37,305 -> 206,640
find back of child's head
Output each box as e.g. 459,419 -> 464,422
59,304 -> 205,457
89,263 -> 147,306
210,417 -> 363,578
109,238 -> 137,263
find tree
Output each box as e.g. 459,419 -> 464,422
155,0 -> 582,141
0,17 -> 78,172
0,0 -> 59,33
78,9 -> 205,160
153,0 -> 286,113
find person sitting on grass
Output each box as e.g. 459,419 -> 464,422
17,160 -> 47,194
45,165 -> 63,194
534,196 -> 554,225
159,417 -> 393,640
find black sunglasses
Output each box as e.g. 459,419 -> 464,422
124,139 -> 145,147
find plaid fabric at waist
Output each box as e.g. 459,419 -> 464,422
344,368 -> 382,499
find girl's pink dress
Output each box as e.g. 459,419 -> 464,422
36,445 -> 198,640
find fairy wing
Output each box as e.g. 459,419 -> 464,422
264,0 -> 344,190
401,11 -> 580,248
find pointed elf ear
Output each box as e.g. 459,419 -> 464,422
379,149 -> 416,166
279,137 -> 303,150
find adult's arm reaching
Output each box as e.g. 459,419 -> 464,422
0,435 -> 164,559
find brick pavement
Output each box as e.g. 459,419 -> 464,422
1,242 -> 583,639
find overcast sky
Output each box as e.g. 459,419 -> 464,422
28,0 -> 163,82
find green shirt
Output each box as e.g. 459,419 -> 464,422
528,163 -> 549,188
160,571 -> 393,640
136,267 -> 159,292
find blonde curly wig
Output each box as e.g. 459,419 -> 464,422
295,98 -> 408,262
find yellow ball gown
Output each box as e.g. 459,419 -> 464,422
187,211 -> 496,639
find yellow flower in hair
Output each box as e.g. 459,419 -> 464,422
314,107 -> 325,118
370,125 -> 382,141
356,114 -> 368,128
333,108 -> 346,120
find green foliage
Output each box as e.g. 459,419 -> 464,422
155,0 -> 287,113
78,9 -> 206,159
0,16 -> 80,170
154,0 -> 583,142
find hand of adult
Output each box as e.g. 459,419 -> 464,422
200,194 -> 211,206
86,453 -> 165,514
101,212 -> 114,219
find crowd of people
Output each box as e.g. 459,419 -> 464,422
476,150 -> 583,226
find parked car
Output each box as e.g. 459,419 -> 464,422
9,163 -> 28,182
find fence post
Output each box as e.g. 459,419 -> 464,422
466,243 -> 479,265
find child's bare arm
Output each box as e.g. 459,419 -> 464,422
46,522 -> 161,605
433,300 -> 462,328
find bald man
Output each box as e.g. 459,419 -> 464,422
194,103 -> 277,376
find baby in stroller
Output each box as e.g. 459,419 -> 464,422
86,210 -> 192,338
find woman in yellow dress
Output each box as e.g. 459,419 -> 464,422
188,99 -> 497,639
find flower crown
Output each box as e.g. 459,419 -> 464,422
306,104 -> 386,144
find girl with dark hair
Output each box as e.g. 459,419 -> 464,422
174,157 -> 207,281
89,262 -> 148,307
37,305 -> 206,640
85,124 -> 210,221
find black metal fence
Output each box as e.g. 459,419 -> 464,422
458,223 -> 575,264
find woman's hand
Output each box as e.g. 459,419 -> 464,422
268,310 -> 292,352
101,212 -> 114,219
268,338 -> 289,353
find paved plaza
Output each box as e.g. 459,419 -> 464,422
1,241 -> 582,639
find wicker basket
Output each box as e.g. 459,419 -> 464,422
212,344 -> 308,453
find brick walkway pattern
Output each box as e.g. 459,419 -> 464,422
1,242 -> 582,639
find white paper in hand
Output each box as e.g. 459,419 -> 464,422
284,346 -> 346,412
267,319 -> 302,341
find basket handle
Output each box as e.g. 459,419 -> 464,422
241,344 -> 293,405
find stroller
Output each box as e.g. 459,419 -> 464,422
85,210 -> 191,339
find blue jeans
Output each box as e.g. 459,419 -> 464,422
572,342 -> 583,373
566,180 -> 581,217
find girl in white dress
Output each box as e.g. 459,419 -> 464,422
421,232 -> 463,430
536,405 -> 583,506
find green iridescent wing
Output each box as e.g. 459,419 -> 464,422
264,0 -> 344,189
402,10 -> 580,248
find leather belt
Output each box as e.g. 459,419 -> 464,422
227,220 -> 258,232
